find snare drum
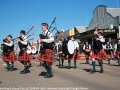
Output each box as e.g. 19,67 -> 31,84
84,49 -> 91,55
105,49 -> 112,54
62,40 -> 75,55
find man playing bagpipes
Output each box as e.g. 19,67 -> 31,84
83,40 -> 91,64
2,35 -> 16,71
104,40 -> 113,65
37,23 -> 56,78
18,30 -> 33,74
90,26 -> 107,73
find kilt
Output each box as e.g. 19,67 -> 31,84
115,51 -> 120,58
84,51 -> 91,57
90,49 -> 108,60
67,51 -> 80,60
105,50 -> 113,58
37,49 -> 56,63
2,51 -> 16,62
18,50 -> 33,61
57,52 -> 64,59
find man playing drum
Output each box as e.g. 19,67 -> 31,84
56,39 -> 64,66
104,40 -> 113,65
83,40 -> 91,64
67,36 -> 79,69
114,38 -> 120,66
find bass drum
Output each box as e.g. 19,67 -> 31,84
31,46 -> 37,54
62,40 -> 75,55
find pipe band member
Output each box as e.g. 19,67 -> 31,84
2,35 -> 16,71
104,40 -> 113,65
90,26 -> 107,73
83,40 -> 91,64
114,38 -> 120,66
18,30 -> 33,74
37,23 -> 56,78
67,36 -> 80,69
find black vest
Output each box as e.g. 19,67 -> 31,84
18,37 -> 28,51
106,44 -> 111,49
85,44 -> 89,49
58,44 -> 62,52
39,31 -> 54,50
3,41 -> 14,54
93,34 -> 103,50
117,43 -> 120,51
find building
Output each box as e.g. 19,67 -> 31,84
75,5 -> 120,44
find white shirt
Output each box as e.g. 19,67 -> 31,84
4,40 -> 13,47
43,30 -> 54,43
83,44 -> 91,50
104,44 -> 112,49
74,41 -> 79,50
20,35 -> 28,45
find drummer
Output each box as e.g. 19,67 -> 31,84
67,36 -> 79,69
56,39 -> 62,66
104,40 -> 113,65
114,38 -> 120,66
83,40 -> 91,64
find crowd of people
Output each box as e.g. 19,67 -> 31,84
1,23 -> 120,78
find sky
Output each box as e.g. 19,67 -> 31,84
0,0 -> 119,46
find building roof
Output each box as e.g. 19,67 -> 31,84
74,26 -> 87,33
107,8 -> 120,17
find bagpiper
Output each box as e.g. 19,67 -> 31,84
18,30 -> 33,74
37,23 -> 56,78
90,27 -> 107,73
2,35 -> 16,71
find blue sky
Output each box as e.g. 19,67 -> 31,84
0,0 -> 119,46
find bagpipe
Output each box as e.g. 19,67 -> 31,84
13,26 -> 36,54
39,17 -> 59,54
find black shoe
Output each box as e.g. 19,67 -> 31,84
20,70 -> 25,73
20,70 -> 29,74
67,67 -> 71,69
58,64 -> 61,66
99,70 -> 104,73
6,67 -> 11,71
91,70 -> 96,73
10,68 -> 15,71
74,67 -> 77,69
47,74 -> 53,78
44,73 -> 49,78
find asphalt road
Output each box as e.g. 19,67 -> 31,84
0,58 -> 120,90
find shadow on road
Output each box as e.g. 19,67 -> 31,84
38,71 -> 47,76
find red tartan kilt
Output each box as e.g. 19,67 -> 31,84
90,49 -> 108,60
67,51 -> 80,60
2,51 -> 16,62
37,49 -> 56,63
84,51 -> 91,57
115,51 -> 120,58
106,51 -> 113,57
18,50 -> 33,61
